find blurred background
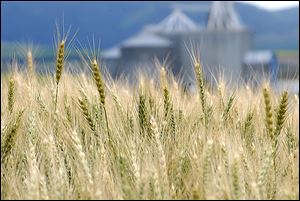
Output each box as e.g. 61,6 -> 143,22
1,1 -> 299,92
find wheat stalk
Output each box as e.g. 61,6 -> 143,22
258,149 -> 272,198
201,140 -> 213,198
274,90 -> 288,138
138,93 -> 149,137
27,50 -> 34,79
71,130 -> 93,188
194,61 -> 208,127
1,110 -> 24,164
8,78 -> 15,113
272,90 -> 289,164
231,154 -> 240,200
263,87 -> 273,139
91,59 -> 105,106
271,90 -> 289,198
222,93 -> 235,123
63,94 -> 72,123
54,40 -> 65,113
78,95 -> 96,133
90,59 -> 114,157
55,40 -> 65,85
150,116 -> 170,199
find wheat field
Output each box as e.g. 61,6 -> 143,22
1,42 -> 299,200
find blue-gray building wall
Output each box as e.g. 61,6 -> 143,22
179,29 -> 252,87
104,29 -> 252,88
114,46 -> 173,79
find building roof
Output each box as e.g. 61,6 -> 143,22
102,46 -> 121,59
121,31 -> 171,48
244,50 -> 276,64
145,9 -> 199,33
207,1 -> 243,30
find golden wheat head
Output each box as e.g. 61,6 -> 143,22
91,59 -> 105,106
55,40 -> 65,85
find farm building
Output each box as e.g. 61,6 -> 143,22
242,50 -> 279,85
102,1 -> 253,87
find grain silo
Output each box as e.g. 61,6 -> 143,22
102,1 -> 253,87
115,30 -> 173,79
179,1 -> 252,87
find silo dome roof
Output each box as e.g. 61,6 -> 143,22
121,31 -> 171,48
145,9 -> 199,33
207,1 -> 244,30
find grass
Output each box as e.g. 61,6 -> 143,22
0,47 -> 299,200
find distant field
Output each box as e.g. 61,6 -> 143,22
275,50 -> 299,80
276,50 -> 299,57
1,42 -> 79,63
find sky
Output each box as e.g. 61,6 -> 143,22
240,1 -> 299,10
